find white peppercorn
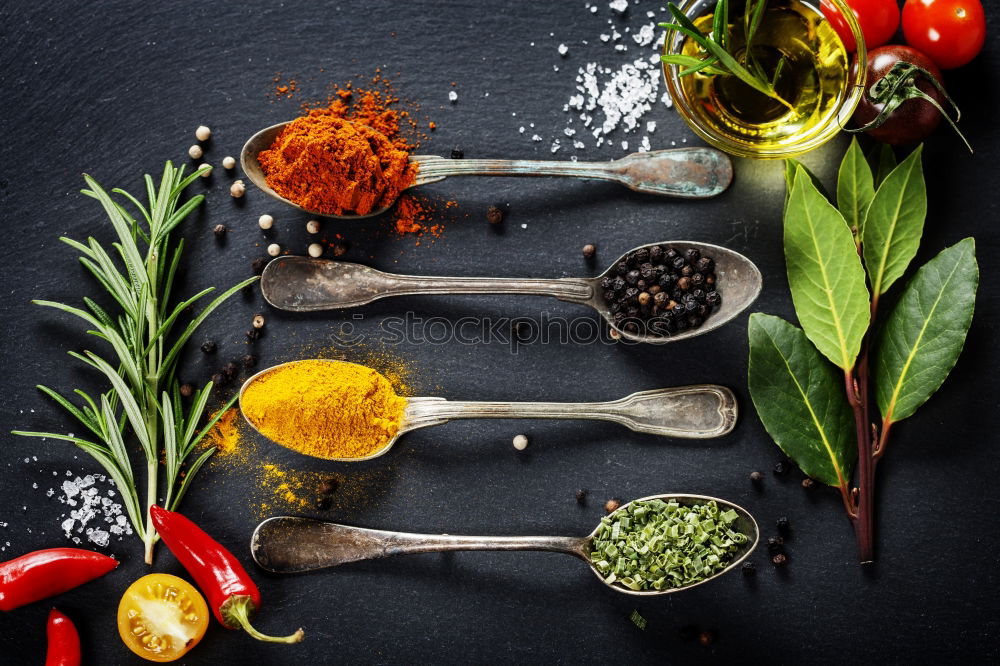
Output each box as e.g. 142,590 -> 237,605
195,125 -> 211,141
258,214 -> 274,230
267,243 -> 281,257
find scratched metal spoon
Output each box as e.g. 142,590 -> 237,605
260,241 -> 761,344
250,493 -> 759,596
240,120 -> 733,220
238,359 -> 738,462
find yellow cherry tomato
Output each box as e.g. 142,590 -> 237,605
117,573 -> 209,662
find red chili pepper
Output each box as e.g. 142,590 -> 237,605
45,608 -> 81,666
150,505 -> 303,644
0,548 -> 118,611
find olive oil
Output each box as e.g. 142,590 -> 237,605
674,0 -> 851,154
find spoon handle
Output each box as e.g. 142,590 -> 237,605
403,385 -> 737,439
413,147 -> 732,198
383,274 -> 594,303
251,517 -> 587,573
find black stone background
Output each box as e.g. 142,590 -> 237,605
1,1 -> 998,664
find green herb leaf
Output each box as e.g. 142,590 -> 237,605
784,166 -> 871,370
874,238 -> 978,424
837,137 -> 875,239
862,146 -> 927,297
748,314 -> 856,487
783,158 -> 827,210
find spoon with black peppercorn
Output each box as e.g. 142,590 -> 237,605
241,120 -> 733,219
260,241 -> 761,344
249,493 -> 759,596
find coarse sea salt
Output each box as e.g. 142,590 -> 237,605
519,1 -> 671,153
47,473 -> 132,548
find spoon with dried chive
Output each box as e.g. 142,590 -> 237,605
251,494 -> 759,596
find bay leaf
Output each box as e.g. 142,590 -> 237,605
748,314 -> 856,487
874,238 -> 978,424
837,137 -> 875,239
783,158 -> 826,209
862,146 -> 927,296
784,165 -> 871,370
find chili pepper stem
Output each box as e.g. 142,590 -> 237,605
222,595 -> 304,643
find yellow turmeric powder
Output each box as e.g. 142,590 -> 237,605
202,407 -> 241,456
239,360 -> 407,459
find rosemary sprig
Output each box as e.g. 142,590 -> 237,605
660,0 -> 794,110
13,162 -> 256,564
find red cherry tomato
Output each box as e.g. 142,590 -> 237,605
902,0 -> 986,69
822,0 -> 901,52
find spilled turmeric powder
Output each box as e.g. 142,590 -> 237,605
202,407 -> 241,456
240,360 -> 408,459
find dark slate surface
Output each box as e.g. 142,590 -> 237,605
2,1 -> 998,664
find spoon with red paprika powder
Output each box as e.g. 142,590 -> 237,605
241,119 -> 733,219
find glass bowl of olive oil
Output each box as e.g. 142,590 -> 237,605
662,0 -> 866,159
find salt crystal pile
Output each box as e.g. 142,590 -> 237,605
52,473 -> 132,548
520,0 -> 674,154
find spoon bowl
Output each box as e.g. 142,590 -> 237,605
239,359 -> 739,461
250,493 -> 758,596
241,120 -> 733,220
260,241 -> 761,344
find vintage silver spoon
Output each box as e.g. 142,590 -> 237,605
250,493 -> 759,596
238,360 -> 738,461
260,241 -> 761,344
240,120 -> 733,219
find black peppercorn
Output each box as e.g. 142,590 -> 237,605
771,553 -> 789,567
776,516 -> 790,534
672,255 -> 686,269
179,383 -> 194,398
604,290 -> 616,302
676,276 -> 691,291
680,264 -> 694,277
246,328 -> 261,342
741,561 -> 756,577
575,489 -> 588,504
486,205 -> 504,224
687,315 -> 702,327
766,536 -> 785,554
696,257 -> 714,273
616,261 -> 629,275
664,247 -> 678,260
649,245 -> 664,262
213,224 -> 227,239
690,272 -> 705,287
634,248 -> 650,264
685,247 -> 700,263
625,270 -> 640,285
624,287 -> 639,304
774,459 -> 791,475
450,147 -> 464,159
221,361 -> 238,380
635,279 -> 647,291
612,277 -> 626,292
750,470 -> 764,486
706,291 -> 721,306
242,354 -> 257,369
600,276 -> 613,290
252,257 -> 268,275
653,291 -> 668,307
801,478 -> 815,489
200,340 -> 217,354
582,244 -> 596,259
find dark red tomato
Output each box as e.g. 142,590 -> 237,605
852,45 -> 946,145
822,0 -> 901,52
902,0 -> 986,69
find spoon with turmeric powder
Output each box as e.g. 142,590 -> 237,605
240,119 -> 733,219
238,360 -> 737,462
260,241 -> 761,345
250,493 -> 759,596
